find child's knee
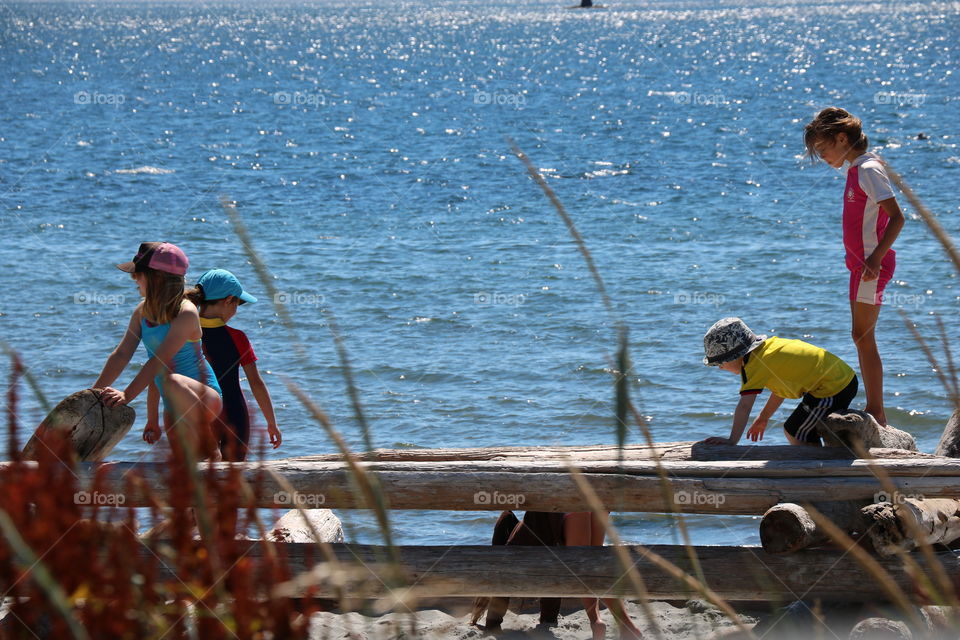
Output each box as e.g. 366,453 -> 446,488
851,326 -> 876,343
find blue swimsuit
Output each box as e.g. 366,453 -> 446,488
141,317 -> 222,404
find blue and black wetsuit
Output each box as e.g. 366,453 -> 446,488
199,317 -> 257,461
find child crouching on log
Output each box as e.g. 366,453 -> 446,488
701,317 -> 858,447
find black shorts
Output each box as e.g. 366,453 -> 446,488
783,376 -> 859,444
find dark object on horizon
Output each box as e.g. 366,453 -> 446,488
581,0 -> 592,6
917,132 -> 928,140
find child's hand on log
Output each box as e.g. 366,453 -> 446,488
747,417 -> 768,442
100,387 -> 128,407
143,422 -> 162,445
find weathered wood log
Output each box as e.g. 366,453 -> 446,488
848,617 -> 912,639
6,458 -> 960,514
291,442 -> 931,464
861,498 -> 960,556
235,457 -> 960,479
139,542 -> 960,600
819,411 -> 917,451
268,509 -> 344,544
759,501 -> 870,554
934,408 -> 960,458
21,389 -> 134,462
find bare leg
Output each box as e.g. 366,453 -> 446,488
784,430 -> 822,447
163,373 -> 222,461
564,512 -> 643,640
851,301 -> 886,426
564,512 -> 605,638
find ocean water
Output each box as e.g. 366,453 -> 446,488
1,0 -> 959,547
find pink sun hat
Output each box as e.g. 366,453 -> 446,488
116,242 -> 189,276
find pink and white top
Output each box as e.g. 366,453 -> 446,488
843,153 -> 896,272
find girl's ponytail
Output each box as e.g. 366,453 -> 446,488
185,283 -> 206,308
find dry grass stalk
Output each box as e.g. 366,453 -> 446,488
805,504 -> 924,628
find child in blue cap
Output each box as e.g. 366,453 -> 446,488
143,269 -> 282,460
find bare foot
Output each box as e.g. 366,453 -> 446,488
618,626 -> 643,640
590,621 -> 607,640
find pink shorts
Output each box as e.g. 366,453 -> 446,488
849,267 -> 893,305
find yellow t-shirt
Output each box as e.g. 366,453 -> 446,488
739,336 -> 854,399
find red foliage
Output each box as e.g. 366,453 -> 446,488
0,363 -> 317,639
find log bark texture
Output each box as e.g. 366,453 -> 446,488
818,411 -> 917,451
759,501 -> 870,554
291,442 -> 930,464
934,408 -> 960,458
5,458 -> 957,514
140,542 -> 960,601
21,389 -> 134,462
268,509 -> 344,544
861,498 -> 960,556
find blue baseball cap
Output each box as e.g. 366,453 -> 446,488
197,269 -> 257,304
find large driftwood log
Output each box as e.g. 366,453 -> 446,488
861,498 -> 960,556
136,542 -> 960,601
291,442 -> 930,464
268,509 -> 344,544
818,411 -> 917,451
759,501 -> 870,554
6,458 -> 960,514
934,408 -> 960,458
21,389 -> 134,462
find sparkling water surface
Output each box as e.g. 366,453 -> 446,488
1,0 -> 959,546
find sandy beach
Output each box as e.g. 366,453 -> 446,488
308,599 -> 758,639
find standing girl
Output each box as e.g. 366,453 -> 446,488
804,107 -> 905,426
94,242 -> 222,460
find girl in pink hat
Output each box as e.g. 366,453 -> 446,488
93,242 -> 223,461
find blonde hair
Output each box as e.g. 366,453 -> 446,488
804,107 -> 869,161
141,268 -> 186,325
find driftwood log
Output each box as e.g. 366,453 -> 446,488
291,441 -> 931,464
848,617 -> 912,639
762,411 -> 960,555
268,509 -> 345,544
21,389 -> 134,462
136,542 -> 960,600
10,457 -> 960,514
853,411 -> 960,557
759,501 -> 870,554
861,498 -> 960,556
818,410 -> 917,452
934,408 -> 960,458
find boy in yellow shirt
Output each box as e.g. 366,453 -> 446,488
701,317 -> 858,446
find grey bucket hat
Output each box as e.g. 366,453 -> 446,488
703,317 -> 767,366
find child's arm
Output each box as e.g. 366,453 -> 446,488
746,393 -> 785,442
242,361 -> 281,448
142,381 -> 162,444
703,393 -> 758,445
93,304 -> 143,390
863,197 -> 905,282
104,303 -> 201,407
